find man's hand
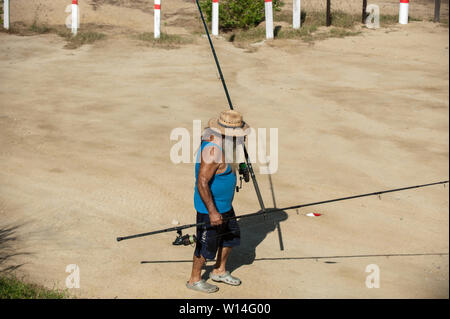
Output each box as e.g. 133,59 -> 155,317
209,211 -> 223,227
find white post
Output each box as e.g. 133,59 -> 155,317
212,0 -> 219,37
293,0 -> 301,29
265,0 -> 274,39
154,0 -> 161,38
71,0 -> 78,35
3,0 -> 10,30
399,0 -> 409,24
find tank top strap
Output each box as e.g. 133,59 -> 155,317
201,141 -> 223,152
195,141 -> 223,164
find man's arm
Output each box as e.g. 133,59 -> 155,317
197,146 -> 223,226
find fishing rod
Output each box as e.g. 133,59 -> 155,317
193,0 -> 266,210
193,0 -> 277,229
116,1 -> 277,247
193,0 -> 287,250
116,180 -> 448,242
116,3 -> 448,247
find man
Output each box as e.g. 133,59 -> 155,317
187,110 -> 250,293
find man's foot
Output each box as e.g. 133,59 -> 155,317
209,271 -> 241,286
186,280 -> 219,293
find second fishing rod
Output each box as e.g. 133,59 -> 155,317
194,0 -> 268,217
116,180 -> 449,242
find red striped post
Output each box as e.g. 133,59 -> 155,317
3,0 -> 10,30
212,0 -> 219,36
72,0 -> 79,35
154,0 -> 161,38
399,0 -> 409,24
265,0 -> 274,39
293,0 -> 301,29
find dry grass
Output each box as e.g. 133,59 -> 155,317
1,0 -> 447,51
90,0 -> 153,13
225,3 -> 442,52
135,32 -> 195,49
55,26 -> 107,49
227,10 -> 366,50
1,22 -> 107,49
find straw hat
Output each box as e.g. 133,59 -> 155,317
208,110 -> 250,137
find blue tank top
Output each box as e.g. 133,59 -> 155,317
194,141 -> 236,214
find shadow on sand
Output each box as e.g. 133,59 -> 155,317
0,224 -> 29,274
201,208 -> 289,279
142,167 -> 289,277
140,208 -> 289,277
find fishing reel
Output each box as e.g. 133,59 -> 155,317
172,230 -> 196,246
236,162 -> 250,192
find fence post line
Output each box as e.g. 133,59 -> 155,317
3,0 -> 9,30
154,0 -> 161,38
399,0 -> 409,25
434,0 -> 441,23
265,0 -> 274,39
212,0 -> 219,36
293,0 -> 301,29
326,0 -> 331,27
362,0 -> 367,24
71,0 -> 78,35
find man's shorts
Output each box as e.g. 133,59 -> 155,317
194,208 -> 241,260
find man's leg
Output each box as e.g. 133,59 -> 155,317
189,254 -> 206,284
212,246 -> 232,275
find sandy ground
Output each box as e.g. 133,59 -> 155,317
0,4 -> 449,298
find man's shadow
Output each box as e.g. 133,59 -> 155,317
201,209 -> 288,279
141,169 -> 289,277
201,168 -> 288,279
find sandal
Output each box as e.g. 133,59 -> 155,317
209,271 -> 241,286
186,280 -> 219,293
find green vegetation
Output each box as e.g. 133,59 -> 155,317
0,275 -> 69,299
199,0 -> 283,30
